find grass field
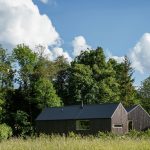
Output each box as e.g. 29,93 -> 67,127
0,135 -> 150,150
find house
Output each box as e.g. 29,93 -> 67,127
36,103 -> 128,135
126,104 -> 150,131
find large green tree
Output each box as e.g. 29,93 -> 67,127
12,44 -> 62,123
56,47 -> 120,105
138,76 -> 150,114
0,46 -> 14,123
0,46 -> 14,89
108,56 -> 138,107
32,78 -> 61,109
13,44 -> 37,89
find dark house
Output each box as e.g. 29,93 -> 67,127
126,105 -> 150,131
36,103 -> 128,135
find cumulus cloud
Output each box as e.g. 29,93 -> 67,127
129,33 -> 150,73
0,0 -> 60,48
106,51 -> 124,63
40,0 -> 48,4
0,0 -> 71,61
72,36 -> 91,57
52,47 -> 72,62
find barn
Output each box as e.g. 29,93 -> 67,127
126,104 -> 150,131
36,103 -> 128,135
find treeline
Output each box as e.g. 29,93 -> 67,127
0,44 -> 149,137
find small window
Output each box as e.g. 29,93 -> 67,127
113,124 -> 123,128
76,120 -> 90,130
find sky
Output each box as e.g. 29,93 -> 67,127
0,0 -> 150,86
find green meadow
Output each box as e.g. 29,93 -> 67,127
0,134 -> 150,150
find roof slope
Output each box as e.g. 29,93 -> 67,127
126,105 -> 138,112
36,103 -> 119,121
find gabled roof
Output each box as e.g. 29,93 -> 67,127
36,103 -> 120,121
126,105 -> 138,113
126,104 -> 150,117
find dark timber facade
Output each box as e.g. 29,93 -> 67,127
36,103 -> 128,135
126,105 -> 150,131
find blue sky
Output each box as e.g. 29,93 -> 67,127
0,0 -> 150,86
35,0 -> 150,86
34,0 -> 150,54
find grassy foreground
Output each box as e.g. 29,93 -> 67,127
0,135 -> 150,150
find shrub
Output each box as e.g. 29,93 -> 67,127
97,131 -> 108,138
13,110 -> 32,137
144,129 -> 150,136
68,132 -> 82,139
125,129 -> 142,138
0,123 -> 12,140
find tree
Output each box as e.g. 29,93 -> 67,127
138,76 -> 150,114
31,77 -> 61,111
12,44 -> 38,123
0,45 -> 14,123
13,110 -> 31,137
13,44 -> 37,89
56,47 -> 120,105
0,45 -> 14,89
108,56 -> 138,107
12,44 -> 62,123
68,64 -> 94,104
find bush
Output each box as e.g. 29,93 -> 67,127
97,131 -> 117,139
0,123 -> 12,140
68,132 -> 82,139
126,129 -> 140,137
13,110 -> 32,137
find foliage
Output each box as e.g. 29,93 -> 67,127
108,56 -> 138,107
0,123 -> 12,140
11,44 -> 62,128
138,76 -> 150,114
0,44 -> 143,138
0,46 -> 14,88
32,77 -> 61,109
13,44 -> 37,88
0,91 -> 5,119
56,47 -> 121,105
13,110 -> 32,137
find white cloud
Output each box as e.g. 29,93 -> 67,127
52,47 -> 72,62
0,0 -> 69,60
72,36 -> 91,57
40,0 -> 48,4
129,33 -> 150,73
40,0 -> 57,6
106,51 -> 124,63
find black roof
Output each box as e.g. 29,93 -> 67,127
126,105 -> 138,112
36,103 -> 120,121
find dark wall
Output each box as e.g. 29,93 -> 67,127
128,105 -> 150,131
36,118 -> 111,135
111,103 -> 128,134
36,120 -> 74,134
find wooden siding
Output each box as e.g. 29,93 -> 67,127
111,103 -> 128,134
128,105 -> 150,131
36,118 -> 111,135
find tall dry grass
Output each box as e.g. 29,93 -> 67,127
0,134 -> 150,150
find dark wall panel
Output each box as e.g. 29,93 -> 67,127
36,118 -> 111,135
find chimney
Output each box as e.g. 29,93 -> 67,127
81,101 -> 83,109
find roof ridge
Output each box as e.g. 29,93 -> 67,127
46,103 -> 120,109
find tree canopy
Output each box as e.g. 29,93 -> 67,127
0,44 -> 146,137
